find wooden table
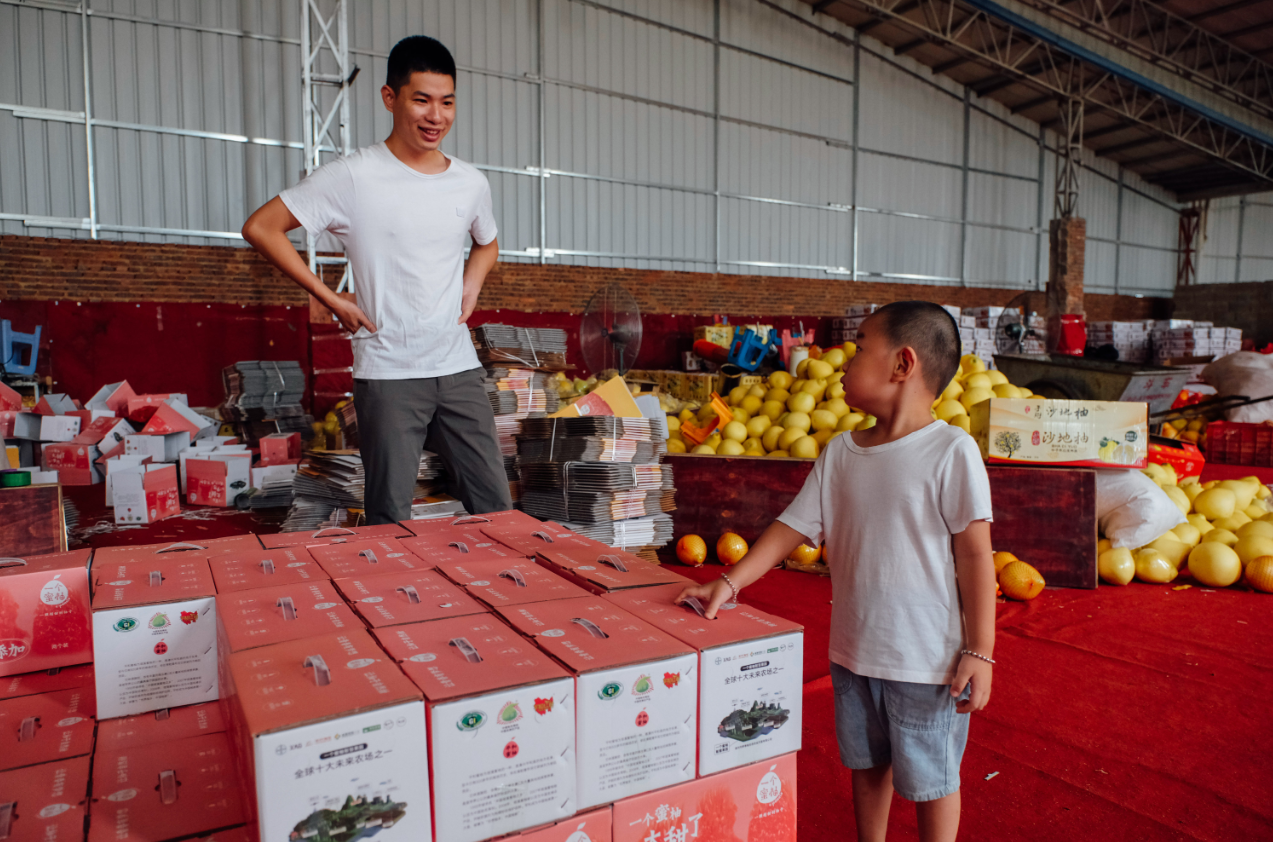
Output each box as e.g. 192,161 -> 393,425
0,483 -> 66,558
663,454 -> 1097,589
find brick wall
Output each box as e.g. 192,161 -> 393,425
1174,282 -> 1273,346
2,234 -> 1166,319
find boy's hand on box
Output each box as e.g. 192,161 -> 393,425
674,580 -> 734,620
951,655 -> 992,713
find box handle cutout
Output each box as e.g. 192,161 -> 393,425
682,596 -> 709,618
597,554 -> 628,573
158,770 -> 178,805
0,801 -> 14,839
449,637 -> 483,663
359,550 -> 379,565
451,516 -> 490,526
311,527 -> 355,538
148,570 -> 163,587
154,709 -> 170,721
499,569 -> 528,587
276,597 -> 297,621
0,559 -> 27,568
17,716 -> 38,742
531,531 -> 554,543
396,586 -> 421,604
303,654 -> 331,686
448,541 -> 470,554
571,618 -> 609,639
260,559 -> 275,575
157,543 -> 206,553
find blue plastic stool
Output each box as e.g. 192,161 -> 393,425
0,320 -> 41,376
727,328 -> 773,372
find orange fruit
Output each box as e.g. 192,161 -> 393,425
676,534 -> 707,567
992,551 -> 1018,574
1246,555 -> 1273,593
998,560 -> 1045,600
788,543 -> 821,565
717,532 -> 749,566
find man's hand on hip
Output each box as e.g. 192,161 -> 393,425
331,298 -> 377,334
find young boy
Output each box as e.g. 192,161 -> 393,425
678,300 -> 995,842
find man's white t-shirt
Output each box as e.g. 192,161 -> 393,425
777,421 -> 993,685
280,143 -> 497,380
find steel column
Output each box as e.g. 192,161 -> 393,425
80,1 -> 97,239
713,0 -> 722,274
1235,195 -> 1246,283
1055,98 -> 1082,219
960,88 -> 971,287
851,28 -> 861,283
1114,169 -> 1123,294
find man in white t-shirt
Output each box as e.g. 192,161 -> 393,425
242,35 -> 511,523
679,302 -> 996,842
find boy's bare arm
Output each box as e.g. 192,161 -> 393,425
952,519 -> 995,713
675,521 -> 808,619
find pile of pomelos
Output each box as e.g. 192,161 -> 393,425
994,551 -> 1046,600
1099,465 -> 1273,592
675,532 -> 750,567
931,355 -> 1045,434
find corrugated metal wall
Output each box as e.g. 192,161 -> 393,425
1,0 -> 1261,297
1197,191 -> 1273,287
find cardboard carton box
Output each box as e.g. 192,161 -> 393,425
502,807 -> 613,842
399,509 -> 544,538
112,462 -> 181,524
531,533 -> 691,594
480,519 -> 579,558
400,517 -> 530,564
86,380 -> 138,416
179,443 -> 248,493
250,460 -> 298,490
90,533 -> 262,569
499,599 -> 698,808
224,630 -> 432,842
4,411 -> 42,440
0,663 -> 94,701
125,431 -> 191,463
438,557 -> 593,608
307,537 -> 430,578
38,414 -> 80,442
88,732 -> 247,842
377,616 -> 575,842
97,701 -> 227,750
258,523 -> 413,549
0,689 -> 95,771
0,380 -> 21,411
0,549 -> 93,677
34,394 -> 76,416
215,580 -> 361,656
207,546 -> 328,594
258,431 -> 302,464
611,754 -> 796,842
141,397 -> 217,438
605,586 -> 803,776
125,393 -> 187,424
0,756 -> 90,842
74,415 -> 134,448
187,453 -> 252,507
104,454 -> 151,505
91,557 -> 219,718
970,398 -> 1149,468
41,441 -> 102,485
333,569 -> 490,628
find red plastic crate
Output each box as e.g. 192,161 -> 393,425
1205,420 -> 1273,466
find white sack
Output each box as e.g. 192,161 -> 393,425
1201,352 -> 1273,423
1095,469 -> 1187,549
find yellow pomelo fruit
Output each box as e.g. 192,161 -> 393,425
1219,480 -> 1256,510
838,412 -> 864,432
1162,486 -> 1190,516
1098,547 -> 1135,585
1257,484 -> 1272,500
768,370 -> 793,391
728,385 -> 749,405
810,409 -> 838,432
716,533 -> 749,565
1234,534 -> 1273,567
746,416 -> 772,438
992,551 -> 1018,573
935,400 -> 967,422
985,370 -> 1008,386
1171,522 -> 1202,547
941,381 -> 964,402
742,437 -> 763,453
1183,482 -> 1204,502
1098,538 -> 1112,554
1192,487 -> 1237,520
761,425 -> 785,451
747,384 -> 767,398
828,382 -> 846,400
666,416 -> 681,433
1146,536 -> 1190,569
795,359 -> 810,378
718,439 -> 746,456
1187,513 -> 1214,534
788,543 -> 822,565
804,380 -> 828,402
806,359 -> 834,380
1205,528 -> 1239,547
811,429 -> 834,447
675,534 -> 707,566
740,395 -> 763,415
1236,519 -> 1273,540
960,387 -> 994,410
691,444 -> 716,455
822,348 -> 847,369
999,561 -> 1045,600
1214,512 -> 1252,532
1188,542 -> 1242,587
787,392 -> 816,414
790,436 -> 819,459
960,354 -> 983,372
765,388 -> 791,404
722,421 -> 748,442
1142,463 -> 1168,484
705,433 -> 721,449
992,384 -> 1020,398
777,413 -> 789,427
767,449 -> 790,458
858,416 -> 877,430
785,412 -> 812,434
762,400 -> 785,421
778,426 -> 808,451
842,341 -> 857,360
1244,556 -> 1273,592
823,398 -> 850,418
1244,501 -> 1269,520
965,372 -> 993,389
1134,549 -> 1178,583
948,415 -> 971,433
666,438 -> 687,453
678,408 -> 695,423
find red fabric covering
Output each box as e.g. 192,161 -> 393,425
672,561 -> 1273,841
1199,463 -> 1273,484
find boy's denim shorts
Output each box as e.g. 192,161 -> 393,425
830,662 -> 970,802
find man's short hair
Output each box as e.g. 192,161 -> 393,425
386,36 -> 457,91
871,301 -> 961,396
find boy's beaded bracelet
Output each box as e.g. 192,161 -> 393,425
960,649 -> 995,664
720,573 -> 740,604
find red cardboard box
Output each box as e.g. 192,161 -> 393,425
187,454 -> 252,507
206,546 -> 328,593
34,394 -> 76,416
481,519 -> 578,557
1148,435 -> 1205,479
3,411 -> 42,440
97,701 -> 227,750
400,516 -> 526,564
88,732 -> 247,842
535,538 -> 691,595
399,511 -> 542,537
257,431 -> 301,464
0,549 -> 93,677
333,569 -> 490,628
125,393 -> 185,424
438,557 -> 592,609
257,523 -> 413,549
499,599 -> 698,808
223,630 -> 431,842
91,557 -> 219,718
86,380 -> 138,416
0,755 -> 91,842
611,754 -> 797,842
0,689 -> 95,771
140,397 -> 216,438
0,664 -> 94,701
379,616 -> 576,842
41,441 -> 102,485
74,415 -> 134,447
215,580 -> 361,655
506,807 -> 613,842
0,380 -> 21,411
91,534 -> 262,569
112,462 -> 181,524
307,537 -> 430,578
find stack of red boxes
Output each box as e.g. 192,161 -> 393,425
0,511 -> 800,842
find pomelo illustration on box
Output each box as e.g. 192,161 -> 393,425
971,398 -> 1148,468
506,805 -> 612,842
0,549 -> 93,677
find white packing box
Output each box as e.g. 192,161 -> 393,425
112,463 -> 180,524
104,454 -> 151,506
125,431 -> 190,462
844,304 -> 879,317
186,452 -> 252,507
251,461 -> 298,489
38,414 -> 80,442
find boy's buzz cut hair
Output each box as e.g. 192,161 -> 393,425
870,301 -> 962,397
386,35 -> 457,91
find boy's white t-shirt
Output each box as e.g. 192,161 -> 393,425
280,143 -> 497,380
777,421 -> 993,685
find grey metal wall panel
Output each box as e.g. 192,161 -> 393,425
858,214 -> 961,282
967,172 -> 1036,229
857,49 -> 962,167
857,153 -> 961,219
719,122 -> 852,205
584,0 -> 715,38
966,228 -> 1037,288
1085,239 -> 1117,295
968,102 -> 1038,181
1119,245 -> 1175,294
719,50 -> 852,143
721,0 -> 854,80
721,196 -> 851,274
